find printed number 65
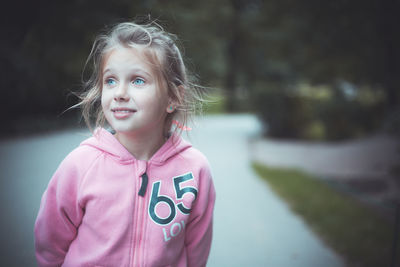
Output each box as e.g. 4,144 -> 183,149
149,173 -> 198,225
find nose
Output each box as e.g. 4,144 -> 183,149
114,82 -> 130,102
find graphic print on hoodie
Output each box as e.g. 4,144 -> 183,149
34,128 -> 216,267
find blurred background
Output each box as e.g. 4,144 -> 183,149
1,0 -> 399,138
1,0 -> 400,266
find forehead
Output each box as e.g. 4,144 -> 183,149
102,46 -> 163,75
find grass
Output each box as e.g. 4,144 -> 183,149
252,162 -> 400,267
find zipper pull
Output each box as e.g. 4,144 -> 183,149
138,172 -> 149,197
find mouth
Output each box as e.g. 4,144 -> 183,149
111,107 -> 137,113
111,107 -> 136,119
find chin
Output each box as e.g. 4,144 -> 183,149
110,124 -> 137,134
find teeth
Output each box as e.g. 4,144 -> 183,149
113,109 -> 133,113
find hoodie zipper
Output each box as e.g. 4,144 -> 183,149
133,167 -> 149,267
136,188 -> 147,266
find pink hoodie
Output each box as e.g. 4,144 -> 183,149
34,128 -> 215,267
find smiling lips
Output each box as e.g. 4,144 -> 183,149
111,107 -> 136,119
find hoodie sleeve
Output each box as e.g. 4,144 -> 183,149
34,148 -> 92,267
185,162 -> 216,267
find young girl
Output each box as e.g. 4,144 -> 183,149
34,21 -> 216,267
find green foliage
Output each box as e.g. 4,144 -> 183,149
252,162 -> 400,267
251,81 -> 385,140
2,0 -> 398,136
251,82 -> 313,139
235,0 -> 398,139
316,92 -> 384,140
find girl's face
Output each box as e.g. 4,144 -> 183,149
101,46 -> 171,137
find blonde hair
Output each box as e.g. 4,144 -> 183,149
75,20 -> 205,136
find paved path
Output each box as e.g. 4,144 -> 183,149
0,114 -> 344,266
189,114 -> 344,266
251,132 -> 400,180
250,124 -> 400,202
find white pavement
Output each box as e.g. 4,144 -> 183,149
188,114 -> 344,267
0,114 -> 345,266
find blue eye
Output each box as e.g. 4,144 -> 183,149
106,78 -> 116,86
133,78 -> 145,85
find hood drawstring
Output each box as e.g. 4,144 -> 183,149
138,173 -> 148,197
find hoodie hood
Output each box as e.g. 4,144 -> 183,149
80,128 -> 192,165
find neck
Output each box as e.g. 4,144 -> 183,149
115,130 -> 167,161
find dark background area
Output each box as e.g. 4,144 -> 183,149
1,0 -> 399,139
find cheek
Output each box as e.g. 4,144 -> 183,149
100,95 -> 106,110
135,91 -> 156,106
101,90 -> 111,108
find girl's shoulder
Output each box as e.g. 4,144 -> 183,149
48,139 -> 104,190
180,145 -> 210,166
157,134 -> 211,172
56,139 -> 104,175
175,145 -> 213,180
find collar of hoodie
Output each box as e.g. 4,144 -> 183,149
80,128 -> 191,166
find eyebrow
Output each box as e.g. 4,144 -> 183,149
103,68 -> 152,78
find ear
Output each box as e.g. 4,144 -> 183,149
166,85 -> 185,114
166,104 -> 175,113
